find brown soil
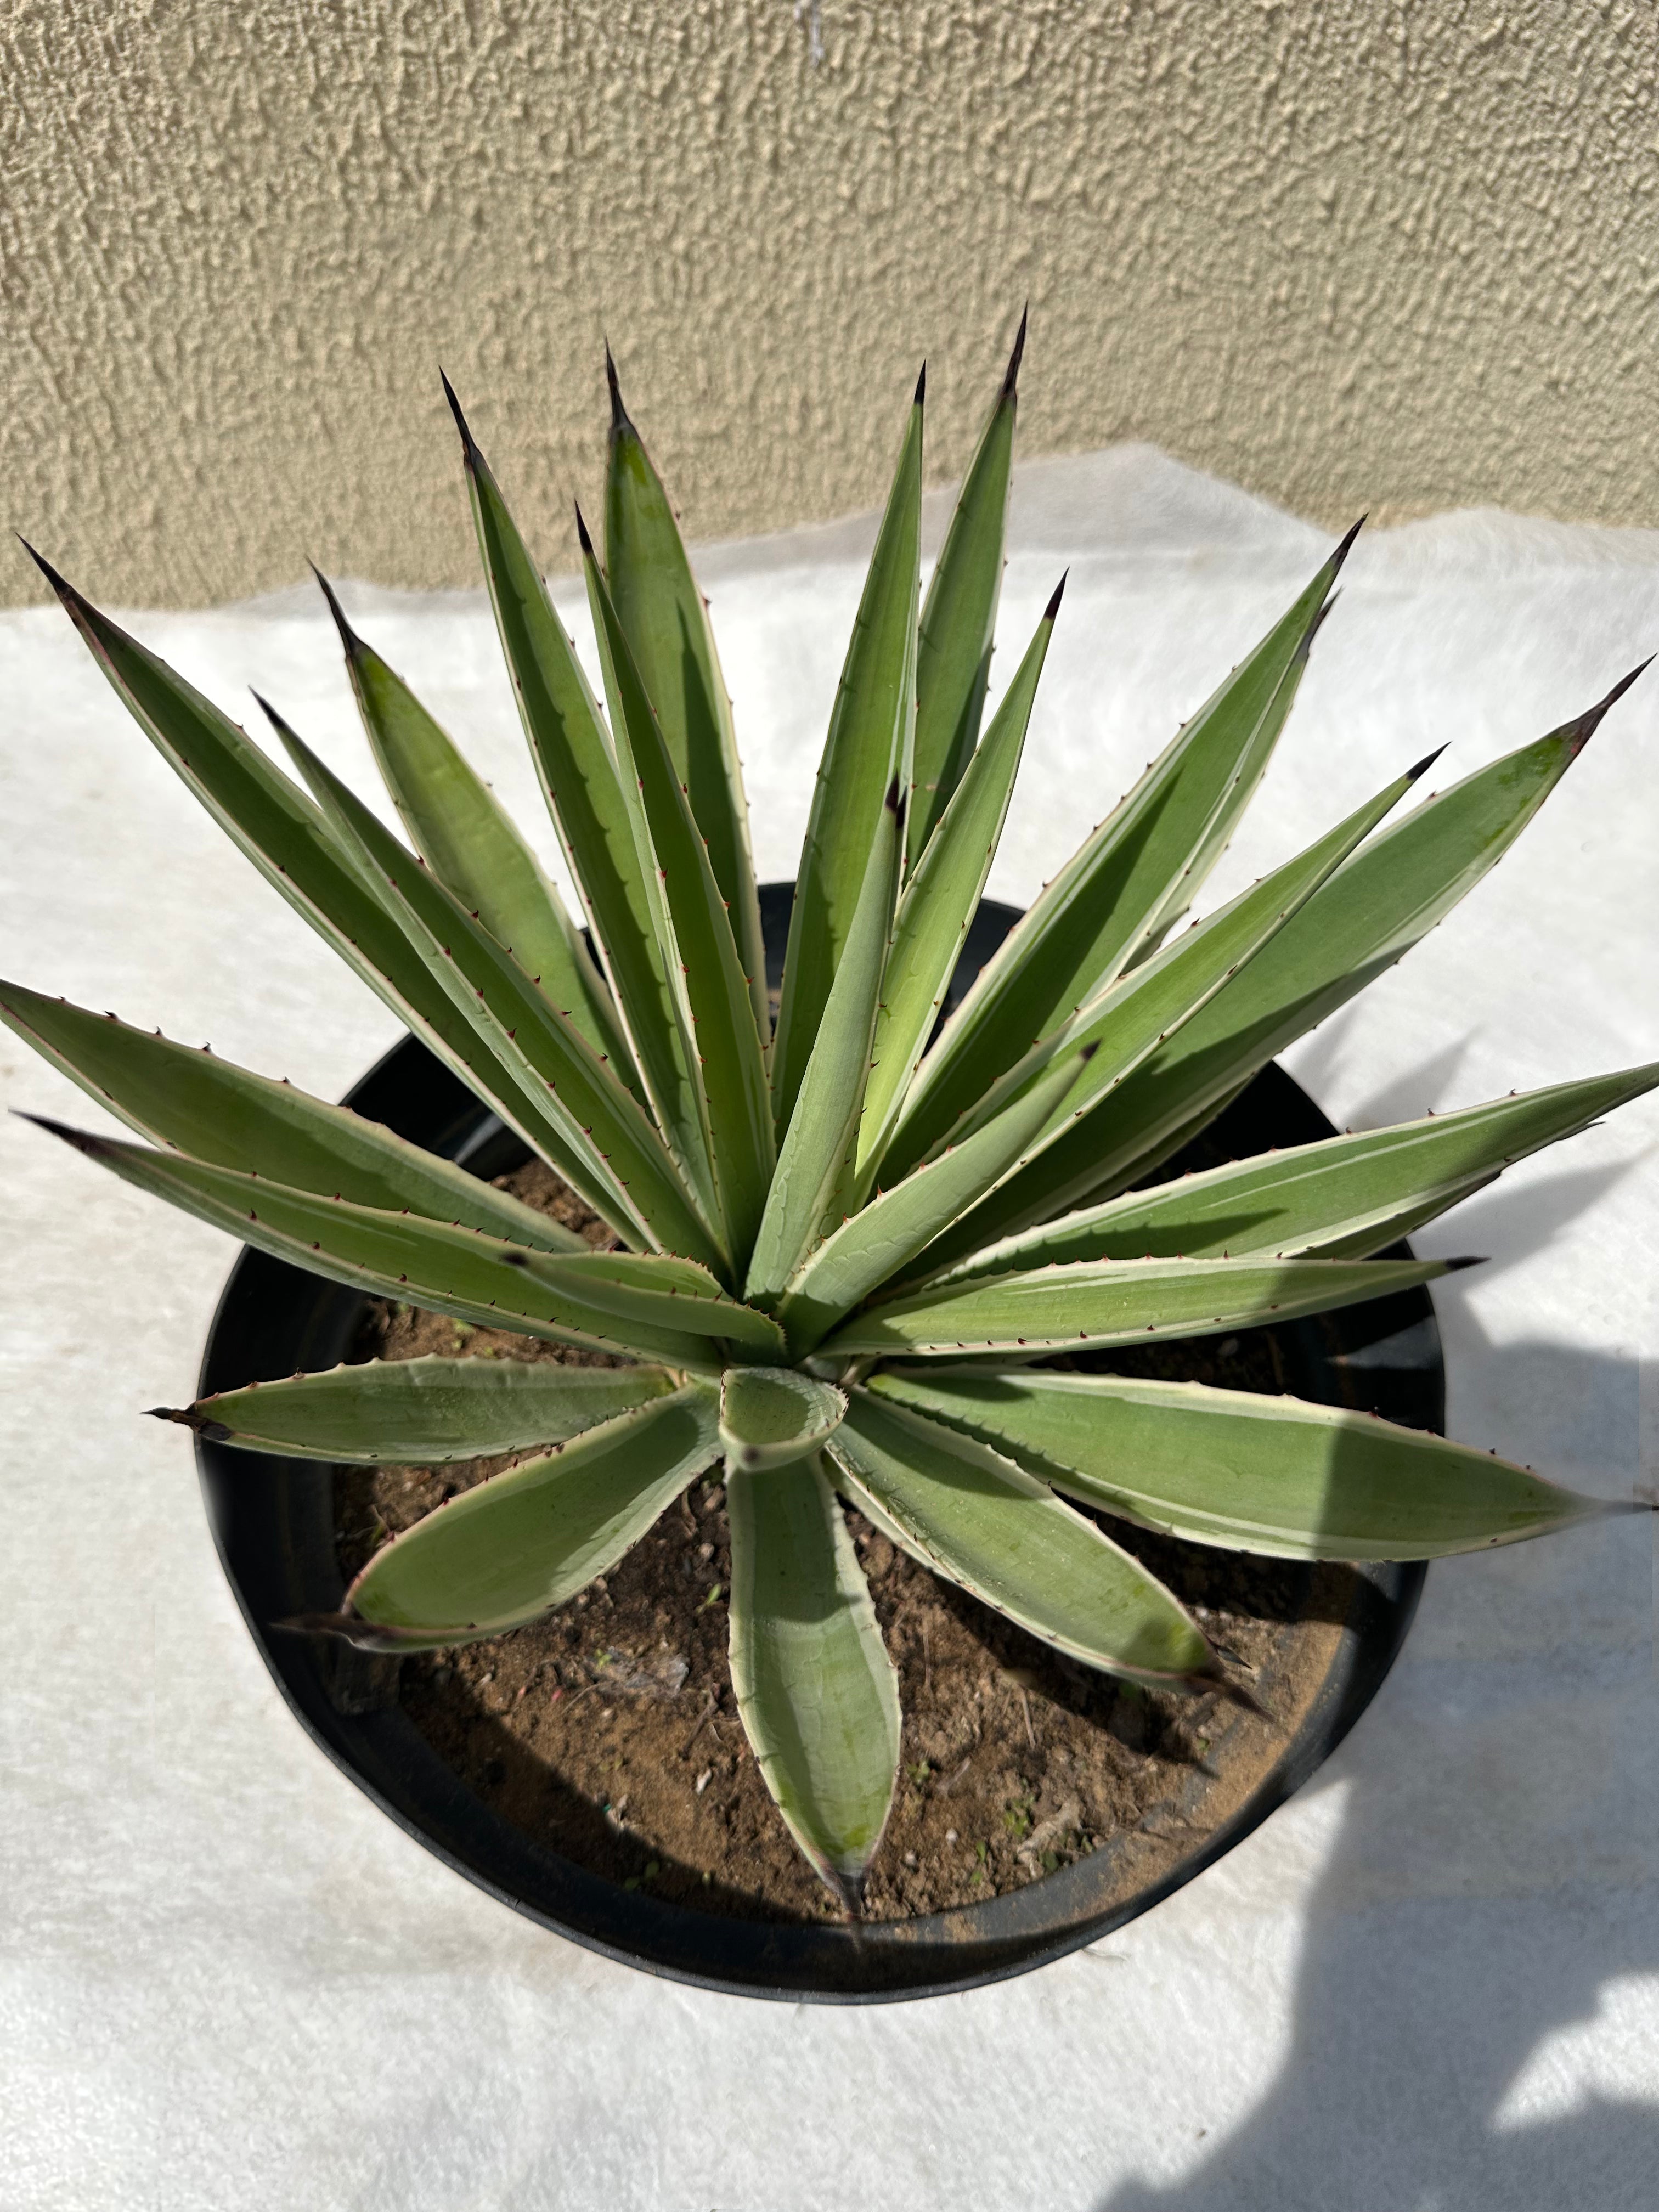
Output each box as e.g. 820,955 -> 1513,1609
333,1158 -> 1357,1925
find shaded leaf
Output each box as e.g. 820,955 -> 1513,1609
267,704 -> 721,1268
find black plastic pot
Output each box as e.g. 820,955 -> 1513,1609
196,889 -> 1436,2003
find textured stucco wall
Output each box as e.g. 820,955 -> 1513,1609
5,0 -> 1658,608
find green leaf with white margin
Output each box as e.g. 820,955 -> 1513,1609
19,548 -> 622,1211
727,1451 -> 900,1903
830,1391 -> 1214,1690
582,517 -> 774,1266
921,670 -> 1650,1266
443,379 -> 709,1203
928,1063 -> 1659,1282
772,376 -> 923,1138
718,1368 -> 847,1472
921,753 -> 1432,1179
515,1249 -> 786,1362
28,1118 -> 728,1368
856,585 -> 1060,1192
868,1368 -> 1635,1560
603,350 -> 770,1045
264,703 -> 722,1270
0,979 -> 586,1253
746,783 -> 905,1304
292,1383 -> 722,1649
160,1357 -> 674,1462
819,1251 -> 1453,1358
776,1046 -> 1093,1357
886,530 -> 1357,1173
310,566 -> 634,1088
907,313 -> 1023,866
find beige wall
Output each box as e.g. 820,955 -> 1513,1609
5,1 -> 1657,608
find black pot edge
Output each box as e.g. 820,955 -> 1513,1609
193,892 -> 1439,2004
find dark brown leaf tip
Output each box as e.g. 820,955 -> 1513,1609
1330,516 -> 1367,571
439,369 -> 479,462
821,1865 -> 868,1916
1044,570 -> 1068,623
1003,303 -> 1029,399
12,1108 -> 108,1158
16,535 -> 76,606
884,775 -> 902,814
1564,658 -> 1652,757
1076,1039 -> 1099,1063
914,363 -> 927,407
1406,743 -> 1448,781
574,503 -> 596,560
1444,1255 -> 1487,1272
250,690 -> 297,745
308,562 -> 362,658
604,340 -> 633,436
146,1404 -> 230,1440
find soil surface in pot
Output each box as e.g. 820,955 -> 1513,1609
335,1160 -> 1357,1926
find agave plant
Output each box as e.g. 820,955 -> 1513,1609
10,323 -> 1654,1907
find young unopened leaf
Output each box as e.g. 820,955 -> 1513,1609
777,1046 -> 1091,1355
719,1367 -> 847,1472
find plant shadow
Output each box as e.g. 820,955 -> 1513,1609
1091,1311 -> 1656,2210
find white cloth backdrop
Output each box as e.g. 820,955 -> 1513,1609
4,448 -> 1657,2210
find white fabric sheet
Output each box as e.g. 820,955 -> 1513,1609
3,445 -> 1657,2209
